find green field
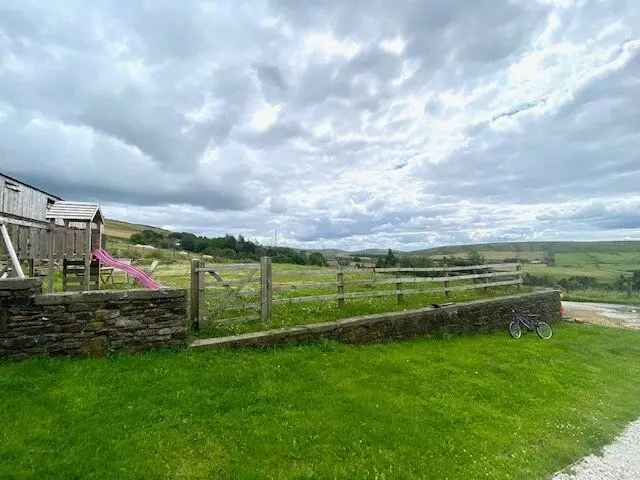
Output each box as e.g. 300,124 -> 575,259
104,219 -> 171,240
62,222 -> 640,308
1,324 -> 639,479
402,241 -> 640,305
75,250 -> 526,338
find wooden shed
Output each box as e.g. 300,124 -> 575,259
1,172 -> 105,291
1,173 -> 62,225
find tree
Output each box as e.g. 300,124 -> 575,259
307,252 -> 328,267
466,249 -> 484,265
130,229 -> 164,247
543,248 -> 556,266
632,271 -> 640,292
384,248 -> 397,267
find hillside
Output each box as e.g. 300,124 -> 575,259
104,219 -> 172,240
105,219 -> 640,258
405,240 -> 640,261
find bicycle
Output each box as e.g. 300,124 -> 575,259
508,309 -> 553,339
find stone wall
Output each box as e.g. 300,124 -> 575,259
192,289 -> 561,350
1,278 -> 187,360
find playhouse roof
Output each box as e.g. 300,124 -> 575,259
46,201 -> 103,223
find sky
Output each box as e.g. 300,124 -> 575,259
1,0 -> 639,251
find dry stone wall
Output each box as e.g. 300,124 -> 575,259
191,290 -> 561,350
1,278 -> 187,360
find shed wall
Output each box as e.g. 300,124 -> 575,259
0,174 -> 58,222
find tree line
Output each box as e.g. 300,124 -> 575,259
129,230 -> 328,266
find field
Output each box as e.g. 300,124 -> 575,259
522,250 -> 640,304
83,239 -> 526,338
401,241 -> 640,306
1,323 -> 639,478
101,220 -> 640,306
104,219 -> 171,240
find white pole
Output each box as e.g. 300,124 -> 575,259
0,223 -> 25,279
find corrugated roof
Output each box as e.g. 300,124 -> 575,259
45,201 -> 103,222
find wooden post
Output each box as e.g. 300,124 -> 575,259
443,261 -> 450,298
395,271 -> 403,304
96,222 -> 103,290
190,258 -> 201,332
337,266 -> 345,308
260,256 -> 272,323
516,263 -> 522,289
83,221 -> 91,291
0,223 -> 25,279
47,220 -> 55,292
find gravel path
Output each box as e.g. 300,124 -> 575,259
552,418 -> 640,479
563,301 -> 640,329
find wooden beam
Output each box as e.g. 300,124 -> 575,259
47,220 -> 55,292
190,259 -> 201,331
374,263 -> 520,273
84,221 -> 91,291
0,222 -> 25,278
260,257 -> 272,323
273,279 -> 523,305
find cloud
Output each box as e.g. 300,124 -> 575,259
1,0 -> 640,250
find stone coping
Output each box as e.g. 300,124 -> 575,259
0,278 -> 42,290
191,289 -> 559,349
34,288 -> 186,305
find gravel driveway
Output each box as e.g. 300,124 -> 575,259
563,301 -> 640,329
551,418 -> 640,479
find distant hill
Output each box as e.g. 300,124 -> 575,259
104,218 -> 640,259
406,240 -> 640,256
104,219 -> 172,240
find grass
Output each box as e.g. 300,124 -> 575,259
104,219 -> 171,240
44,254 -> 526,337
1,323 -> 639,479
191,264 -> 528,337
520,250 -> 640,305
200,284 -> 527,337
563,289 -> 640,305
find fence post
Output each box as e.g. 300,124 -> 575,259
260,256 -> 272,323
516,263 -> 522,289
443,261 -> 450,298
190,258 -> 201,331
47,220 -> 55,292
337,266 -> 345,308
395,270 -> 403,304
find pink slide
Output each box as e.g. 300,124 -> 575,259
93,249 -> 163,290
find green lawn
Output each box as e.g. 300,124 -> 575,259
2,323 -> 640,479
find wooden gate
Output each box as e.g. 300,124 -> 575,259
190,257 -> 272,331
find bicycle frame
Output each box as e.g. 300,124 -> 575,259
512,311 -> 536,330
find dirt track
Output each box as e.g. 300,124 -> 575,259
563,301 -> 640,329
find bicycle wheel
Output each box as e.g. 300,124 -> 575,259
508,321 -> 522,339
536,322 -> 553,340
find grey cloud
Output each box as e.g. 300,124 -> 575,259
1,0 -> 640,249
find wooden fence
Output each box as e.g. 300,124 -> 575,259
0,221 -> 89,261
189,258 -> 522,331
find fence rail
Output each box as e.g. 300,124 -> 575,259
189,258 -> 523,331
